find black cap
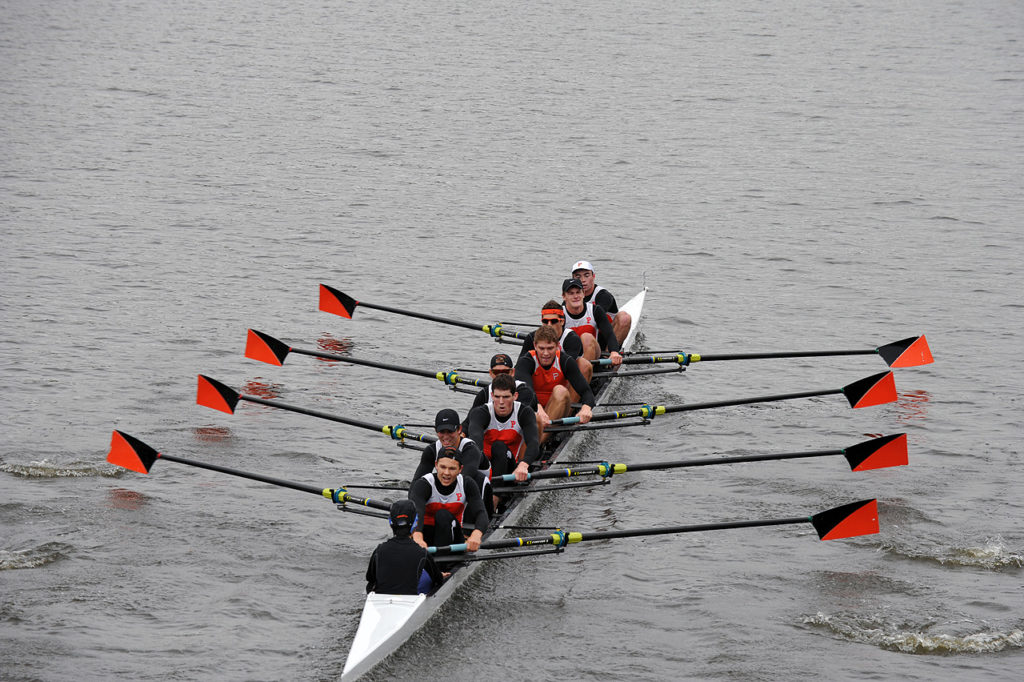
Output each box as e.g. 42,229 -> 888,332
434,409 -> 460,432
389,499 -> 416,528
562,278 -> 583,293
435,446 -> 463,465
490,353 -> 513,369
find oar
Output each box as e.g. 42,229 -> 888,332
319,284 -> 531,341
105,430 -> 392,511
196,375 -> 437,444
244,329 -> 489,389
548,371 -> 898,430
492,435 -> 908,491
613,335 -> 932,368
430,499 -> 880,554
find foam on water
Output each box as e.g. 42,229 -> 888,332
803,612 -> 1024,655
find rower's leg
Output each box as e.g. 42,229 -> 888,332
540,386 -> 571,444
576,356 -> 593,385
432,509 -> 460,547
490,443 -> 516,511
579,332 -> 600,361
613,311 -> 632,346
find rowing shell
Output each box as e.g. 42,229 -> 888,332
341,288 -> 648,680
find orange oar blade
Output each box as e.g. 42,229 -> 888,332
811,499 -> 879,540
319,284 -> 358,319
245,329 -> 290,366
107,430 -> 160,474
197,375 -> 240,414
877,335 -> 933,367
843,434 -> 909,471
843,371 -> 897,408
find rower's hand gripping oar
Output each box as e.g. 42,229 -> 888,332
244,329 -> 489,390
492,434 -> 909,491
319,284 -> 531,342
430,499 -> 881,555
196,375 -> 437,444
105,430 -> 391,512
549,370 -> 900,430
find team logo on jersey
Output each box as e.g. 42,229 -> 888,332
457,493 -> 463,501
511,420 -> 516,428
553,372 -> 560,380
586,316 -> 592,323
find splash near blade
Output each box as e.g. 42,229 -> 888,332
197,375 -> 240,414
245,329 -> 290,366
811,499 -> 879,540
844,434 -> 909,471
319,284 -> 358,319
877,335 -> 933,367
843,371 -> 897,408
107,430 -> 159,474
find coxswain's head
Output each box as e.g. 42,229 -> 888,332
489,353 -> 514,380
571,260 -> 596,296
540,300 -> 565,336
561,278 -> 585,313
434,446 -> 463,486
389,499 -> 417,537
434,408 -> 463,448
533,324 -> 560,368
490,373 -> 518,418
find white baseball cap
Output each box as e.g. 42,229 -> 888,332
571,260 -> 594,273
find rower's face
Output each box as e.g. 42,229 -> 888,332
573,269 -> 595,296
436,427 -> 462,449
489,364 -> 513,380
492,389 -> 516,416
535,340 -> 558,367
435,457 -> 461,486
563,287 -> 584,311
540,313 -> 564,336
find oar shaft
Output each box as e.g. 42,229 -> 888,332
619,448 -> 844,472
237,394 -> 436,443
290,347 -> 438,379
158,453 -> 325,496
694,349 -> 876,362
357,300 -> 483,332
661,388 -> 843,415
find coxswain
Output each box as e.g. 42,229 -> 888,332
571,259 -> 632,347
518,300 -> 592,384
466,373 -> 541,485
408,447 -> 487,552
413,408 -> 494,518
514,323 -> 596,443
467,353 -> 537,414
561,278 -> 623,367
365,499 -> 447,595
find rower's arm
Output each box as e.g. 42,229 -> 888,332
517,403 -> 541,465
407,479 -> 430,534
593,303 -> 621,353
513,353 -> 535,387
564,357 -> 596,407
466,405 -> 488,449
412,445 -> 434,481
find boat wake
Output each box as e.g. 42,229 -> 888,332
876,536 -> 1024,570
802,612 -> 1024,655
0,457 -> 124,478
0,542 -> 73,571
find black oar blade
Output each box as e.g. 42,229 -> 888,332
107,430 -> 159,474
245,329 -> 290,366
844,434 -> 908,471
842,371 -> 897,408
877,335 -> 933,367
810,499 -> 879,540
197,375 -> 240,414
319,284 -> 358,319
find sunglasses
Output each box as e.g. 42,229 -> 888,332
541,318 -> 562,324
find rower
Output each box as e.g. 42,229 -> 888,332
466,353 -> 537,415
413,408 -> 494,518
409,447 -> 487,553
518,300 -> 592,384
466,373 -> 541,485
514,323 -> 595,443
365,499 -> 447,595
571,259 -> 632,347
561,278 -> 623,367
